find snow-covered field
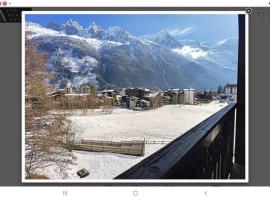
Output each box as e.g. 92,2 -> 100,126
43,101 -> 227,180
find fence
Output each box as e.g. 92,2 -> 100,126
145,140 -> 170,144
66,139 -> 145,156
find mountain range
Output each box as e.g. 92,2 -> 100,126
25,19 -> 238,91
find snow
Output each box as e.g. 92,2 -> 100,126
64,19 -> 83,31
26,21 -> 102,51
145,93 -> 159,98
43,101 -> 227,180
106,26 -> 131,37
140,39 -> 156,45
101,40 -> 123,48
25,21 -> 64,39
68,35 -> 102,50
51,48 -> 99,88
90,22 -> 100,32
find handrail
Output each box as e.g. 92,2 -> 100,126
115,103 -> 236,179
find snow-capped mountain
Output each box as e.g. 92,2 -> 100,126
142,30 -> 180,49
86,22 -> 105,39
143,30 -> 238,71
25,20 -> 238,91
26,21 -> 61,39
62,19 -> 83,35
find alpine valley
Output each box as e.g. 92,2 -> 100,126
25,19 -> 238,91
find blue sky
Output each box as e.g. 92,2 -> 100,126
26,14 -> 239,42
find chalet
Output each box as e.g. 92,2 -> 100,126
48,89 -> 65,100
163,90 -> 178,104
121,95 -> 129,104
144,93 -> 162,108
80,84 -> 93,94
137,99 -> 151,108
161,94 -> 171,105
119,88 -> 126,96
125,87 -> 150,99
102,89 -> 118,98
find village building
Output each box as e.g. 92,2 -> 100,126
48,84 -> 198,111
225,83 -> 237,95
225,83 -> 237,97
65,82 -> 74,94
128,96 -> 139,109
48,89 -> 65,100
138,99 -> 151,108
196,90 -> 214,103
163,89 -> 178,104
178,91 -> 185,104
161,94 -> 171,105
102,89 -> 118,98
125,87 -> 150,99
183,88 -> 195,105
120,95 -> 129,105
102,95 -> 114,103
115,95 -> 123,105
144,92 -> 163,108
64,93 -> 89,98
119,88 -> 126,96
79,84 -> 92,94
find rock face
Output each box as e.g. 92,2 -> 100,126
25,20 -> 238,91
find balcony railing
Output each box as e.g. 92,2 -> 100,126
115,103 -> 237,179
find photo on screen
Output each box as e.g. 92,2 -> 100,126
21,11 -> 248,183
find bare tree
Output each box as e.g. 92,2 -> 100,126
101,97 -> 113,114
25,40 -> 75,179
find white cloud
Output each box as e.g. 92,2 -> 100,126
172,45 -> 208,59
167,26 -> 194,37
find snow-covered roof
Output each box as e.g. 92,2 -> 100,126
129,96 -> 139,99
57,89 -> 65,91
225,84 -> 237,88
49,94 -> 60,97
139,99 -> 150,103
65,94 -> 89,97
145,93 -> 159,98
126,87 -> 150,92
183,88 -> 195,91
161,95 -> 171,99
102,89 -> 115,92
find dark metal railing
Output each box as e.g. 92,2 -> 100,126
115,103 -> 236,179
